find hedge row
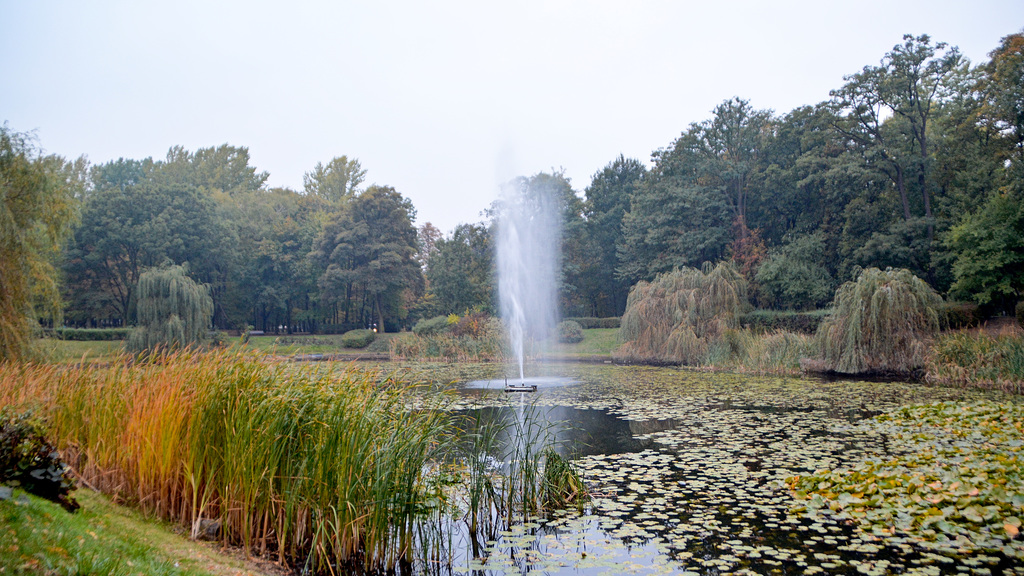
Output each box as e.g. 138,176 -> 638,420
739,310 -> 832,334
50,328 -> 132,341
563,317 -> 620,329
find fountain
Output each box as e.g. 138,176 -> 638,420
496,177 -> 560,388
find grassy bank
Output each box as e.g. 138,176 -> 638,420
0,350 -> 448,573
1,489 -> 278,576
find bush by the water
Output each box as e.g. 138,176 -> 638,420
341,328 -> 376,348
556,320 -> 584,343
614,262 -> 747,365
739,309 -> 831,334
0,410 -> 78,512
811,267 -> 942,375
412,315 -> 450,335
391,314 -> 504,361
940,301 -> 982,330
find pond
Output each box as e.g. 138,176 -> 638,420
392,362 -> 1024,576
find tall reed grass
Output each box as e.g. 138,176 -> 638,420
927,331 -> 1024,393
0,350 -> 448,573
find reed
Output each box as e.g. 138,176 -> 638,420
0,350 -> 449,573
389,332 -> 505,362
927,331 -> 1024,393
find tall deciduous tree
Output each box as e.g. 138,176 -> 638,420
581,155 -> 645,316
303,156 -> 366,204
312,185 -> 423,332
426,223 -> 493,315
66,155 -> 229,324
0,126 -> 80,360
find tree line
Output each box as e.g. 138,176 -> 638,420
2,31 -> 1022,357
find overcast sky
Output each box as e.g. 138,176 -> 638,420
2,1 -> 1021,233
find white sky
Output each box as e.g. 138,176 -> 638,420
2,1 -> 1021,233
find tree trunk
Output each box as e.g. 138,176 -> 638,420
375,295 -> 385,334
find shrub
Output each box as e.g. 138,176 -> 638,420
556,320 -> 584,343
389,318 -> 505,362
813,267 -> 942,375
940,302 -> 982,330
0,410 -> 78,512
413,315 -> 450,336
341,329 -> 376,349
1017,301 -> 1024,329
739,310 -> 831,334
450,312 -> 490,338
614,262 -> 747,365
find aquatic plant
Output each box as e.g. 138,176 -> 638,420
927,331 -> 1024,393
789,401 -> 1024,555
614,262 -> 747,365
811,267 -> 942,375
0,350 -> 448,572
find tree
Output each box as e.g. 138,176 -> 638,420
979,31 -> 1024,165
127,264 -> 214,352
815,268 -> 941,375
679,98 -> 773,241
303,156 -> 366,204
416,222 -> 442,271
581,155 -> 645,316
65,156 -> 230,324
755,233 -> 834,310
311,185 -> 423,332
426,223 -> 493,315
830,34 -> 964,274
618,180 -> 731,283
0,126 -> 80,360
618,100 -> 769,284
947,187 -> 1024,311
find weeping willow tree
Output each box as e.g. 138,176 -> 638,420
812,267 -> 942,375
1,127 -> 79,361
127,265 -> 214,352
614,262 -> 747,365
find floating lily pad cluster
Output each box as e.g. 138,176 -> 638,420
790,401 -> 1024,562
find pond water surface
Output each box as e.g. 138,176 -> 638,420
392,362 -> 1024,576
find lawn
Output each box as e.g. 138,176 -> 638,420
547,328 -> 618,357
0,489 -> 279,576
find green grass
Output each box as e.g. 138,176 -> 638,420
547,328 -> 618,357
32,338 -> 124,363
0,489 -> 273,576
